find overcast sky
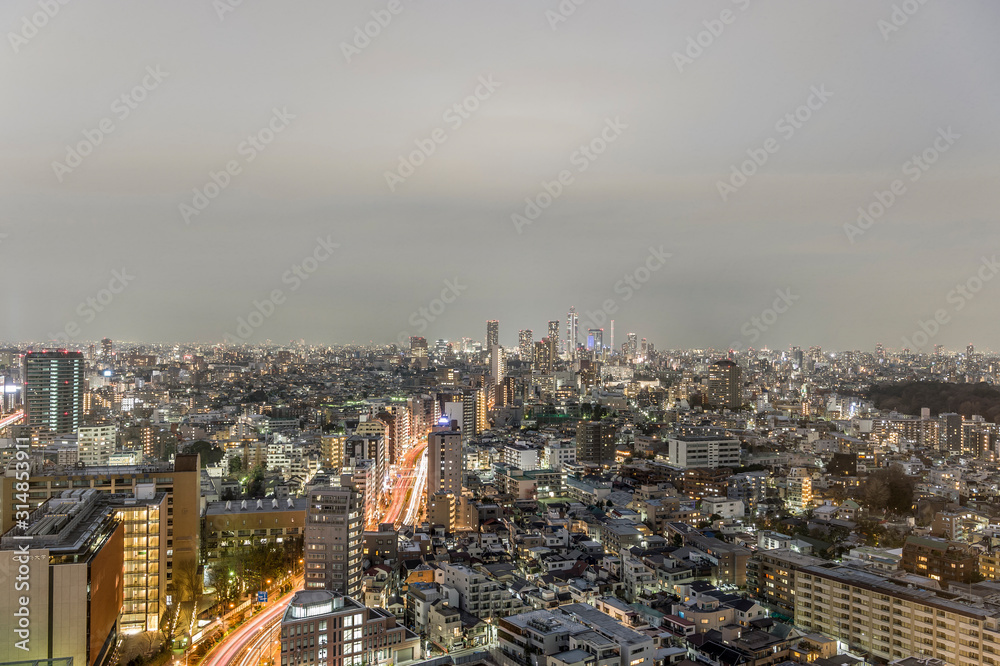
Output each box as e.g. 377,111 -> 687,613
2,0 -> 998,352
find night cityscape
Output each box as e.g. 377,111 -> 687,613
2,2 -> 1000,666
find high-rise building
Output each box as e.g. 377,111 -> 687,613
427,423 -> 462,501
490,345 -> 506,385
304,485 -> 363,597
533,339 -> 552,373
576,421 -> 615,467
586,328 -> 603,353
626,332 -> 638,359
486,320 -> 499,351
24,350 -> 85,433
566,307 -> 578,358
707,359 -> 742,410
518,329 -> 533,363
101,337 -> 113,358
547,320 -> 559,357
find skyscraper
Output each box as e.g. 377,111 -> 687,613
586,328 -> 603,353
24,349 -> 85,433
609,320 -> 614,354
486,320 -> 499,351
547,320 -> 559,357
566,307 -> 578,359
101,337 -> 113,358
490,345 -> 506,384
627,333 -> 638,359
533,339 -> 552,373
518,329 -> 533,363
427,423 -> 462,500
304,485 -> 363,596
707,359 -> 742,410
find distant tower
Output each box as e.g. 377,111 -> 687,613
547,320 -> 560,358
609,320 -> 614,354
968,343 -> 975,357
101,338 -> 113,358
518,330 -> 533,364
566,307 -> 579,359
627,333 -> 638,359
486,320 -> 499,351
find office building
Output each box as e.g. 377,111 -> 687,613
427,422 -> 462,500
0,453 -> 201,590
707,359 -> 742,410
0,490 -> 124,666
280,590 -> 420,666
305,485 -> 363,596
586,328 -> 603,353
667,434 -> 741,469
101,337 -> 113,358
24,350 -> 85,433
533,339 -> 553,373
486,320 -> 499,351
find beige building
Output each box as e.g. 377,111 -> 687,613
203,497 -> 307,565
0,453 -> 201,596
0,490 -> 124,666
796,563 -> 1000,663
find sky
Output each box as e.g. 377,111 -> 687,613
1,0 -> 998,352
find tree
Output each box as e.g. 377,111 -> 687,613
188,440 -> 224,467
246,465 -> 266,499
228,455 -> 243,475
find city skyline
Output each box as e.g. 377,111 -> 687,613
2,1 -> 998,350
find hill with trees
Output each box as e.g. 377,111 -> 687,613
868,381 -> 1000,422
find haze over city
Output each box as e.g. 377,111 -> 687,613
3,1 -> 999,349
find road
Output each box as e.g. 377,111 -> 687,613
382,439 -> 428,528
201,579 -> 302,666
0,410 -> 24,429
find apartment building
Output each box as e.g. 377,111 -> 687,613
796,562 -> 1000,663
746,548 -> 824,618
435,561 -> 526,619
